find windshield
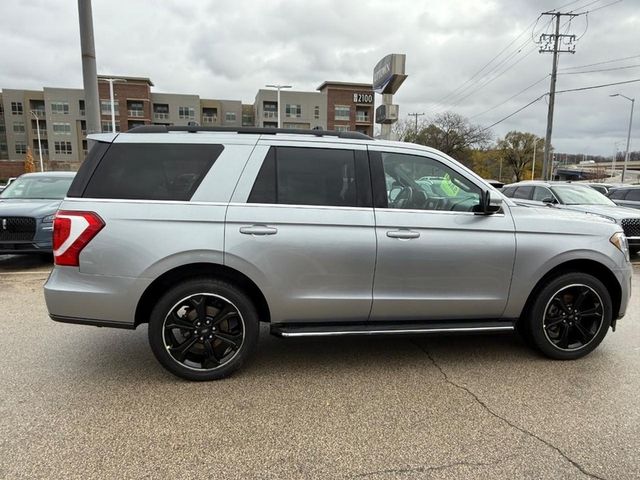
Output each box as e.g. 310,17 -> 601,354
0,176 -> 73,200
551,185 -> 616,206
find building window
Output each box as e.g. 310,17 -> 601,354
202,107 -> 217,123
282,122 -> 309,130
0,124 -> 5,134
13,122 -> 26,134
179,107 -> 195,119
15,142 -> 27,154
285,104 -> 301,118
51,102 -> 70,115
154,104 -> 170,120
79,100 -> 85,116
54,141 -> 72,155
225,112 -> 236,122
242,113 -> 254,126
355,107 -> 370,123
335,125 -> 349,132
82,139 -> 88,155
0,142 -> 7,154
80,120 -> 87,134
127,101 -> 145,117
101,121 -> 120,133
52,122 -> 72,135
11,102 -> 23,115
100,100 -> 119,115
314,106 -> 320,120
334,106 -> 350,121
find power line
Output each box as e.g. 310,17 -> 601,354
480,77 -> 640,131
559,53 -> 640,70
469,74 -> 549,119
573,0 -> 623,14
559,63 -> 640,74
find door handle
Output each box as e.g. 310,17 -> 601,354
239,225 -> 278,236
386,229 -> 420,239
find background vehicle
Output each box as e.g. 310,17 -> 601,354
502,180 -> 640,254
608,185 -> 640,211
0,177 -> 17,194
44,127 -> 631,381
0,172 -> 75,254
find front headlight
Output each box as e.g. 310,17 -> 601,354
42,214 -> 55,223
610,232 -> 630,262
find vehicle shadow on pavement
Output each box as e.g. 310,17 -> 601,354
0,253 -> 52,272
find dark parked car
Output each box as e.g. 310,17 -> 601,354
0,172 -> 75,254
502,181 -> 640,254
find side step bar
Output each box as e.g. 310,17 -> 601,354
270,321 -> 515,338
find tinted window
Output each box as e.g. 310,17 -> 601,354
380,152 -> 481,212
533,186 -> 554,202
608,189 -> 627,200
625,189 -> 640,201
83,143 -> 222,200
513,186 -> 533,199
248,147 -> 357,207
501,186 -> 516,197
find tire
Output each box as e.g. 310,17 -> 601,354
525,272 -> 612,360
148,278 -> 259,381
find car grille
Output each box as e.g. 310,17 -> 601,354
0,217 -> 37,242
621,218 -> 640,238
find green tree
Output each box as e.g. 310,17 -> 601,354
497,131 -> 544,182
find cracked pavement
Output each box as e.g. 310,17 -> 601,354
0,255 -> 639,479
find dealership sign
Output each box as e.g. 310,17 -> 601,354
373,54 -> 407,94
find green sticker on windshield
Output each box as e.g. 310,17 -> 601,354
441,173 -> 460,197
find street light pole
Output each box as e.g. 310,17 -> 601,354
30,111 -> 44,172
610,94 -> 635,183
102,78 -> 126,133
265,84 -> 292,128
531,140 -> 537,180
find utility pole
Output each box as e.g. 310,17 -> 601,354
531,140 -> 537,180
610,94 -> 635,183
78,0 -> 100,138
538,11 -> 580,180
407,112 -> 424,133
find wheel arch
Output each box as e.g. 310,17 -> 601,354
135,262 -> 271,327
518,259 -> 622,323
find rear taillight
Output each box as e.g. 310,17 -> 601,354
53,211 -> 105,266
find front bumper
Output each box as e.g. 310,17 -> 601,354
614,262 -> 633,320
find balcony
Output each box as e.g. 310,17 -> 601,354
154,112 -> 169,120
128,110 -> 145,118
355,113 -> 370,123
32,110 -> 46,119
202,115 -> 217,124
79,110 -> 85,116
31,129 -> 47,137
264,111 -> 277,119
34,149 -> 49,157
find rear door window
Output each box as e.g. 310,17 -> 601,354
608,189 -> 627,200
533,186 -> 554,202
82,143 -> 223,200
513,186 -> 533,199
625,189 -> 640,201
248,147 -> 363,207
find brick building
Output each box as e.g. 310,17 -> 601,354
317,81 -> 374,136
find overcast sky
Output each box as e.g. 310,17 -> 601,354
1,0 -> 638,155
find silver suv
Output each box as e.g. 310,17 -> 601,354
44,126 -> 632,381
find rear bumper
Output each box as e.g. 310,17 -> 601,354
44,267 -> 151,326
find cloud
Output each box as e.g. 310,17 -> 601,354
0,0 -> 638,154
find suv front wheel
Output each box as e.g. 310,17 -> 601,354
525,272 -> 612,360
148,278 -> 259,381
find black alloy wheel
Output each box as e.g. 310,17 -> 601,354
163,293 -> 244,370
526,272 -> 612,360
542,284 -> 604,351
149,279 -> 259,381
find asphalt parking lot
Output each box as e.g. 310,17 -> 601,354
1,254 -> 639,479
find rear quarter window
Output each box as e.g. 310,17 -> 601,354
625,189 -> 640,201
81,143 -> 223,201
608,189 -> 626,200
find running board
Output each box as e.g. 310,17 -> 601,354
270,321 -> 515,338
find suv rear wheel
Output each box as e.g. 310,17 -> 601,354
525,272 -> 612,360
148,278 -> 259,381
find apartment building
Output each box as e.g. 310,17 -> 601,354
0,76 -> 243,178
317,81 -> 375,136
254,89 -> 327,130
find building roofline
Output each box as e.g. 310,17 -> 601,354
98,75 -> 154,86
316,81 -> 373,91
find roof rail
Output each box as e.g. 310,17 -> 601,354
126,125 -> 373,140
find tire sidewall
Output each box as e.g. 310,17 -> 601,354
148,278 -> 259,381
527,272 -> 612,360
